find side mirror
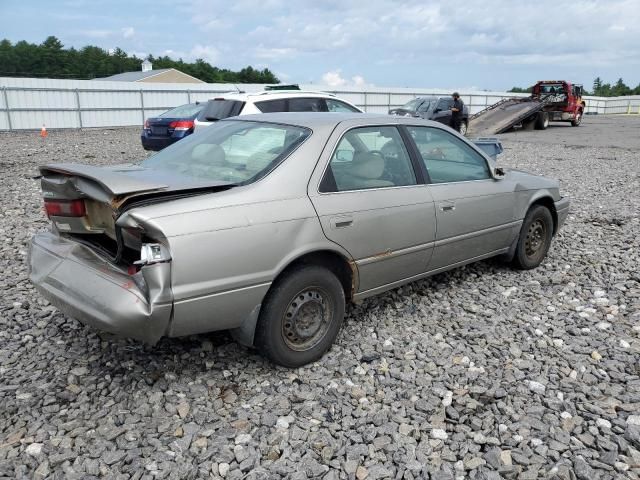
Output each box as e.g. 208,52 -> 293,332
434,108 -> 442,113
494,167 -> 505,178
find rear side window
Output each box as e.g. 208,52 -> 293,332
289,97 -> 328,112
198,100 -> 245,121
320,126 -> 416,192
326,99 -> 360,112
255,99 -> 288,113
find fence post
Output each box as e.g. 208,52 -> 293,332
140,90 -> 145,123
627,99 -> 631,114
187,90 -> 191,103
363,92 -> 368,112
388,92 -> 391,112
2,87 -> 12,131
74,88 -> 82,129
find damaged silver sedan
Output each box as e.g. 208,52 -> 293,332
29,113 -> 570,367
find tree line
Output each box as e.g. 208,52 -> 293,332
0,36 -> 280,84
509,78 -> 640,96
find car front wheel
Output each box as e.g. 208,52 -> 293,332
255,265 -> 345,367
512,205 -> 554,270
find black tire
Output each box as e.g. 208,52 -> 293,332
535,112 -> 549,130
512,205 -> 554,270
255,265 -> 345,367
571,109 -> 583,126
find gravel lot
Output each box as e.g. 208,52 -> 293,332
1,115 -> 639,480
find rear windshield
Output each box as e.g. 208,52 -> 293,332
141,120 -> 311,185
159,103 -> 203,118
198,99 -> 245,121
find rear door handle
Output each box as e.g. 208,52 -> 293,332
439,201 -> 456,212
330,216 -> 353,229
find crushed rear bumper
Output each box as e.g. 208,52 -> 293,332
28,232 -> 172,344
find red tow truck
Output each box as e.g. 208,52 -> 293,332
467,80 -> 586,136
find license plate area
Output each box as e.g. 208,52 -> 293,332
151,126 -> 168,135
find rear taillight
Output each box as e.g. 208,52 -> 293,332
44,199 -> 86,218
144,119 -> 150,129
169,120 -> 194,131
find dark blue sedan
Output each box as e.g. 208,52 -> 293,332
141,103 -> 204,151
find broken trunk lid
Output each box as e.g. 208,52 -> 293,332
39,163 -> 236,204
40,163 -> 169,197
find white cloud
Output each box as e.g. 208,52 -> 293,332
122,27 -> 135,39
190,44 -> 220,64
322,70 -> 347,87
186,0 -> 640,69
321,70 -> 371,88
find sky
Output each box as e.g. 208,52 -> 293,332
1,0 -> 639,91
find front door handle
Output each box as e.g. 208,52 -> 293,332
330,216 -> 353,229
439,201 -> 456,212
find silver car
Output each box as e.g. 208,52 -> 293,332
29,113 -> 570,367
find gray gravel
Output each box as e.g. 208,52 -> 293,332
1,116 -> 639,479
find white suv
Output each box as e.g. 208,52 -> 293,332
194,91 -> 362,130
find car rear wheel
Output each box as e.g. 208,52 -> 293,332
459,121 -> 468,136
255,265 -> 345,367
535,112 -> 549,130
512,205 -> 554,270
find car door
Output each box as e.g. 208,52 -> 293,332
308,123 -> 436,294
404,125 -> 518,271
431,98 -> 453,125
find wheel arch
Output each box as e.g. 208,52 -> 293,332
529,195 -> 558,235
274,249 -> 356,303
229,248 -> 356,348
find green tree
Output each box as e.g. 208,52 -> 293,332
0,36 -> 279,83
508,86 -> 532,93
593,77 -> 602,95
611,78 -> 631,96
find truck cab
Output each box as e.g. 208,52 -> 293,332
532,80 -> 586,126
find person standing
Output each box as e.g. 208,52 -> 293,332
449,92 -> 464,133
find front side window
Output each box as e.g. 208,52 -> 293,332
407,126 -> 490,184
320,126 -> 417,192
326,99 -> 360,112
142,121 -> 310,184
436,98 -> 453,111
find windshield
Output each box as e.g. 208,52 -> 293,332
159,103 -> 203,118
401,99 -> 424,111
538,83 -> 565,94
197,99 -> 245,121
141,120 -> 311,184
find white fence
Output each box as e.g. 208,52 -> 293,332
0,76 -> 637,130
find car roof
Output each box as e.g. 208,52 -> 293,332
220,112 -> 446,128
207,90 -> 339,101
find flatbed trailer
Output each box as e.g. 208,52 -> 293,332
466,95 -> 553,137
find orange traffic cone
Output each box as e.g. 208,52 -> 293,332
40,125 -> 48,138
